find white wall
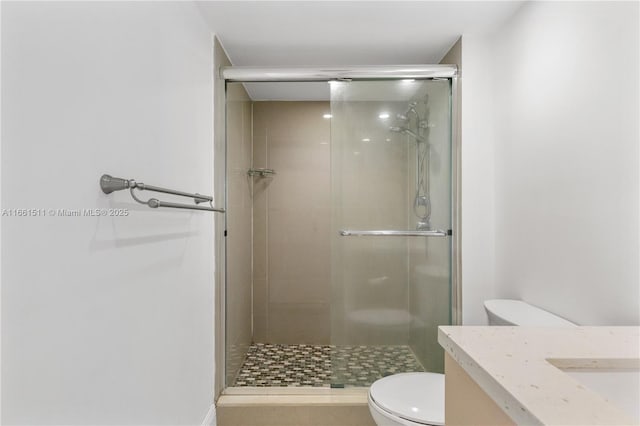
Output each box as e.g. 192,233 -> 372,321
493,1 -> 639,325
461,1 -> 639,325
458,35 -> 498,325
1,2 -> 216,424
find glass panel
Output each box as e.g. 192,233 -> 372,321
330,80 -> 452,387
225,82 -> 253,387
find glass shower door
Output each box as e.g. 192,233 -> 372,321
330,79 -> 453,387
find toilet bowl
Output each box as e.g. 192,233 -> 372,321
367,299 -> 576,425
368,372 -> 444,426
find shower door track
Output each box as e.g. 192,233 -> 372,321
221,65 -> 457,81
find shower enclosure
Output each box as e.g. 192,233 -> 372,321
221,67 -> 458,391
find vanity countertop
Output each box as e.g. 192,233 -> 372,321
438,326 -> 640,425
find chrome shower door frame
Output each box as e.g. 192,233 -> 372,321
216,65 -> 461,395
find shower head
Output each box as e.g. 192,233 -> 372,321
388,126 -> 426,143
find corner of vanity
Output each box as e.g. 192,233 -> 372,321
438,326 -> 640,425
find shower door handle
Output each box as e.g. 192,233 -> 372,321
339,230 -> 450,237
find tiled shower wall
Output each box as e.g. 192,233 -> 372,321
252,102 -> 332,344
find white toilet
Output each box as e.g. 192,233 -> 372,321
367,299 -> 576,426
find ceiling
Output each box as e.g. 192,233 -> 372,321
197,1 -> 524,99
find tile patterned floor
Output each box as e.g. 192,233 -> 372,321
233,343 -> 424,387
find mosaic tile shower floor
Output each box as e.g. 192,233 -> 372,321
233,343 -> 424,387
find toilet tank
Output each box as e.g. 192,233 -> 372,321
484,299 -> 576,326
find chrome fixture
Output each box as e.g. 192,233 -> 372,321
340,229 -> 450,237
401,101 -> 419,122
247,168 -> 276,177
389,95 -> 432,229
389,126 -> 426,144
100,174 -> 225,213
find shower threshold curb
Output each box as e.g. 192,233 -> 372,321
222,386 -> 369,397
216,388 -> 374,426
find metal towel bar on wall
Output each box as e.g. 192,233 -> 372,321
100,174 -> 225,213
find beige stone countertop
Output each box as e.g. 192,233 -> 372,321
438,326 -> 640,425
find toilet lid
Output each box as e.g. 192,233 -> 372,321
369,372 -> 444,426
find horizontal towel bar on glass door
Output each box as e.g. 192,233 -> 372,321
339,229 -> 450,237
